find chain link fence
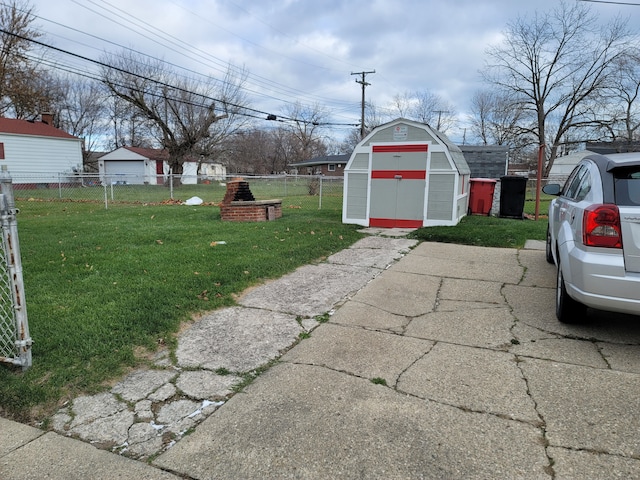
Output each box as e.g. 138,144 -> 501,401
9,173 -> 344,210
0,168 -> 31,370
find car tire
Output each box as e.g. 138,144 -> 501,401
545,226 -> 554,264
556,261 -> 586,323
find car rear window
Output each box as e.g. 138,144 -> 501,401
613,167 -> 640,206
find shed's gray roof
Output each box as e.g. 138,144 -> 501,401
368,118 -> 471,175
427,124 -> 470,175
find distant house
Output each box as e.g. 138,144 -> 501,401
586,140 -> 640,154
0,115 -> 83,184
198,160 -> 227,181
289,153 -> 350,176
99,147 -> 227,184
548,150 -> 594,182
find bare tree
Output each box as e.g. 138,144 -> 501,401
483,0 -> 634,176
593,49 -> 640,148
101,51 -> 249,177
52,76 -> 110,167
469,90 -> 527,146
0,0 -> 55,118
222,129 -> 273,174
390,90 -> 457,133
104,95 -> 154,150
280,102 -> 329,163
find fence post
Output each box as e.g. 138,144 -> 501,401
103,181 -> 108,210
58,172 -> 62,199
0,166 -> 32,370
318,176 -> 323,210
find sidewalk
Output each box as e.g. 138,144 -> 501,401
2,237 -> 640,479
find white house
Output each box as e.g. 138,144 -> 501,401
548,150 -> 594,182
0,115 -> 83,184
99,147 -> 227,184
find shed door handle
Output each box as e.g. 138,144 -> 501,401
394,175 -> 402,180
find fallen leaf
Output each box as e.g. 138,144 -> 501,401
156,240 -> 163,245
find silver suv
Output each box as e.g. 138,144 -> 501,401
543,153 -> 640,323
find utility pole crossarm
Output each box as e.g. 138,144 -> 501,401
351,70 -> 375,139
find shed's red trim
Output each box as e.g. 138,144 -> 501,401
371,170 -> 426,180
372,144 -> 428,153
369,218 -> 423,228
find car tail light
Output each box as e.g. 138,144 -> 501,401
583,204 -> 622,248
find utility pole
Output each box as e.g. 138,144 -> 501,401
351,70 -> 375,139
433,110 -> 449,131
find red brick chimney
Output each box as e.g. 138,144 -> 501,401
40,112 -> 53,125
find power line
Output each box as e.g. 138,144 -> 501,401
578,0 -> 640,5
2,27 -> 359,127
67,0 -> 359,114
2,0 -> 361,126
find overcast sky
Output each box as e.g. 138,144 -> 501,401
27,0 -> 640,143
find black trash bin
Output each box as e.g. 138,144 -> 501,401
499,175 -> 528,219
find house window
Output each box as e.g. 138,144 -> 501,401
328,164 -> 336,172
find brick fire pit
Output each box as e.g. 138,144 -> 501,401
220,179 -> 282,222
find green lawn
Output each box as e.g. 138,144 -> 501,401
410,196 -> 550,248
0,190 -> 551,422
0,201 -> 363,421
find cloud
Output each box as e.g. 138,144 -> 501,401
29,0 -> 640,142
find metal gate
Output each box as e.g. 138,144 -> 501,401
0,167 -> 31,370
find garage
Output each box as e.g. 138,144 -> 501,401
342,118 -> 471,228
103,160 -> 145,184
99,146 -> 168,185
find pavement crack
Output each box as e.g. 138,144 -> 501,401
594,341 -> 613,369
514,354 -> 556,479
515,250 -> 528,285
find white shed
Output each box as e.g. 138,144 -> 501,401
0,116 -> 83,184
343,118 -> 471,228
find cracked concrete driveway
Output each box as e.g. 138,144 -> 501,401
3,239 -> 640,479
153,242 -> 640,479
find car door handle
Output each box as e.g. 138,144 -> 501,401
394,175 -> 402,180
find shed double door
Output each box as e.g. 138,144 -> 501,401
369,144 -> 428,228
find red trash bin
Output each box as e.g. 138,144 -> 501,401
468,178 -> 497,216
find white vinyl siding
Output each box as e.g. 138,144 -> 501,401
0,133 -> 83,183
